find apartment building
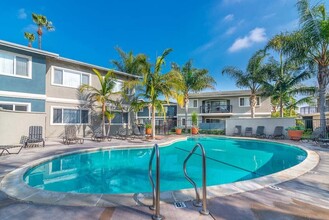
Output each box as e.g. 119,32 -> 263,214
0,40 -> 137,142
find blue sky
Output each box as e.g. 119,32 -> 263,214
0,0 -> 303,90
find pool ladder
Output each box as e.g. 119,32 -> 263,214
183,143 -> 209,215
149,144 -> 163,220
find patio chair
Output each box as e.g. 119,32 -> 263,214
117,127 -> 131,140
233,125 -> 242,136
91,126 -> 111,142
254,126 -> 266,138
245,127 -> 253,137
131,125 -> 146,140
268,126 -> 285,139
300,127 -> 323,143
63,126 -> 84,145
25,126 -> 45,147
0,136 -> 27,156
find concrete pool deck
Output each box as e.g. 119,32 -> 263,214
1,136 -> 329,219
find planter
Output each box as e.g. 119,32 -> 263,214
191,127 -> 199,135
287,130 -> 303,141
145,128 -> 152,135
175,128 -> 182,135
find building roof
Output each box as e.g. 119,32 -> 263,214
189,90 -> 252,98
0,40 -> 140,79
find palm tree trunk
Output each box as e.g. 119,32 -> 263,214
250,94 -> 256,118
280,98 -> 284,117
37,26 -> 42,49
102,104 -> 106,136
152,105 -> 156,140
184,98 -> 188,133
318,64 -> 328,135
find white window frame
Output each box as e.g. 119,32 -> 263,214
189,99 -> 198,108
51,66 -> 91,89
0,50 -> 32,79
239,97 -> 261,107
50,106 -> 90,125
0,101 -> 31,112
112,79 -> 131,95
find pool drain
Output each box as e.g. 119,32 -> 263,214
174,201 -> 186,208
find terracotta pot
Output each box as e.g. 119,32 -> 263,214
175,128 -> 182,135
288,130 -> 303,141
191,127 -> 199,135
146,128 -> 152,135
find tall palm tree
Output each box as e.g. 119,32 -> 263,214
111,47 -> 148,76
32,13 -> 54,49
283,0 -> 329,132
171,60 -> 215,133
24,32 -> 35,47
125,49 -> 182,139
222,50 -> 269,118
80,69 -> 117,136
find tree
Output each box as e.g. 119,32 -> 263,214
80,69 -> 117,136
111,47 -> 148,76
171,60 -> 215,133
32,13 -> 54,49
222,50 -> 268,118
282,0 -> 329,132
24,32 -> 35,47
125,49 -> 182,139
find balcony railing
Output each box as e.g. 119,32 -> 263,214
200,105 -> 233,114
300,106 -> 329,115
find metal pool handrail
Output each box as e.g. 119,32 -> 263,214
183,143 -> 209,215
148,144 -> 163,220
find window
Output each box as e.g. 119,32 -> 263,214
0,102 -> 30,112
182,118 -> 186,126
239,97 -> 260,107
52,67 -> 90,88
0,51 -> 31,78
52,107 -> 89,124
189,99 -> 198,108
110,112 -> 128,124
113,80 -> 123,93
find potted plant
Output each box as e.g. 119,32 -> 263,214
175,126 -> 182,135
286,126 -> 304,141
145,123 -> 152,135
191,112 -> 199,135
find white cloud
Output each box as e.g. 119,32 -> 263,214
228,28 -> 267,52
18,8 -> 27,19
223,14 -> 234,22
225,27 -> 237,35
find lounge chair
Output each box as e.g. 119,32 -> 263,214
131,125 -> 146,140
301,127 -> 323,143
117,127 -> 131,140
25,126 -> 45,147
63,126 -> 84,145
0,136 -> 27,156
245,127 -> 253,137
254,126 -> 266,138
91,126 -> 111,142
233,125 -> 242,136
268,126 -> 285,139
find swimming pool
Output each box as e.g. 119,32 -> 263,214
24,137 -> 307,194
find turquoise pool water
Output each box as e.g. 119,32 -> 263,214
24,137 -> 307,194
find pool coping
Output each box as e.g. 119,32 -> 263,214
0,136 -> 319,207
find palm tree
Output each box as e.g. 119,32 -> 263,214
32,13 -> 54,49
222,50 -> 269,118
24,32 -> 35,47
80,69 -> 117,136
282,0 -> 329,132
111,47 -> 148,76
125,49 -> 182,139
171,60 -> 215,133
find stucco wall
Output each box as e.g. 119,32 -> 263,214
225,118 -> 295,136
0,110 -> 46,145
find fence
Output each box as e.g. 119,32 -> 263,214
296,118 -> 329,139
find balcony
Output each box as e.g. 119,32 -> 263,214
300,106 -> 329,115
200,105 -> 233,114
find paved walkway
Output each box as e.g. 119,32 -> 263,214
0,137 -> 329,219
